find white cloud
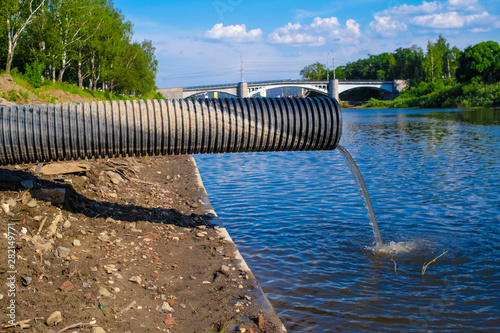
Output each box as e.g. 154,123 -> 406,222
346,19 -> 362,39
383,1 -> 442,16
447,0 -> 481,11
369,0 -> 495,35
267,17 -> 361,46
205,23 -> 262,43
470,27 -> 490,33
410,10 -> 489,28
370,15 -> 408,37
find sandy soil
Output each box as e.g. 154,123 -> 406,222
0,155 -> 280,332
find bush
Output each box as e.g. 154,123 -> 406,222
24,61 -> 44,88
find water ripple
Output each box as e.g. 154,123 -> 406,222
196,108 -> 500,332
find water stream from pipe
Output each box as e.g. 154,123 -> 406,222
337,145 -> 383,249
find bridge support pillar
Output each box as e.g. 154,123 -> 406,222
328,79 -> 339,101
238,82 -> 248,98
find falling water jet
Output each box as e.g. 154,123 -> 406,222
337,145 -> 383,249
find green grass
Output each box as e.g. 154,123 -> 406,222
2,70 -> 161,103
345,79 -> 500,109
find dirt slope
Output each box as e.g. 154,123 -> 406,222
0,74 -> 100,107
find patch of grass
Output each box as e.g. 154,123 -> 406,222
7,90 -> 20,102
7,71 -> 139,102
19,91 -> 29,100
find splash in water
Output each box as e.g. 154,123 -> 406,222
337,145 -> 383,249
368,240 -> 423,255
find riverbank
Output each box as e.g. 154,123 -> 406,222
0,155 -> 286,332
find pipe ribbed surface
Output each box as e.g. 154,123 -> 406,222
0,97 -> 342,165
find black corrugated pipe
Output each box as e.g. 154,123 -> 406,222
0,97 -> 342,165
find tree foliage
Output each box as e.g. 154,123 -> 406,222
0,0 -> 158,96
456,41 -> 500,84
300,62 -> 328,80
300,36 -> 500,93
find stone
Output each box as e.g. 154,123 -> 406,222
161,301 -> 174,313
73,239 -> 81,247
26,200 -> 37,208
105,217 -> 117,223
257,314 -> 264,328
21,276 -> 32,286
129,275 -> 142,284
63,220 -> 71,228
56,246 -> 71,258
46,311 -> 62,326
47,214 -> 64,237
20,179 -> 35,189
98,287 -> 111,297
91,327 -> 106,333
1,203 -> 9,214
220,265 -> 230,276
104,264 -> 117,274
98,233 -> 110,242
105,171 -> 124,184
164,314 -> 175,325
59,280 -> 74,292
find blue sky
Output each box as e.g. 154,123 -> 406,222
112,0 -> 500,88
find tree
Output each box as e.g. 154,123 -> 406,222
1,0 -> 46,72
300,62 -> 327,80
0,0 -> 158,96
334,66 -> 345,80
423,40 -> 444,82
456,41 -> 500,84
435,35 -> 452,78
392,45 -> 425,86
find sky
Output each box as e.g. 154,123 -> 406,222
112,0 -> 500,88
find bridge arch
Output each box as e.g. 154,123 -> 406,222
184,90 -> 238,99
249,84 -> 328,97
337,83 -> 393,95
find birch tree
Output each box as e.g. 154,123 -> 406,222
1,0 -> 46,72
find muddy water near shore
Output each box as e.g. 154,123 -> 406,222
196,108 -> 500,332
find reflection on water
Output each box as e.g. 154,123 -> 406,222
195,108 -> 500,332
409,108 -> 500,125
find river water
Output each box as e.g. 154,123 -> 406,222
195,108 -> 500,332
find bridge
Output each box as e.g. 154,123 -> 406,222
158,79 -> 408,100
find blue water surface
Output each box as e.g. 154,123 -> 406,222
195,108 -> 500,332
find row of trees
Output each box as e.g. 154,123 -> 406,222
0,0 -> 158,96
301,36 -> 500,87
